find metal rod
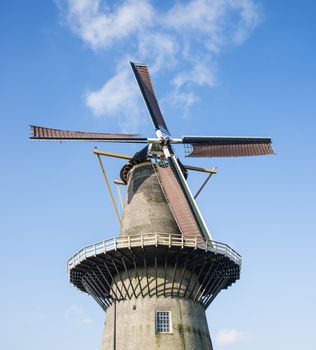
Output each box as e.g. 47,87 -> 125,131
94,148 -> 217,175
113,299 -> 116,350
114,179 -> 126,186
183,165 -> 217,174
155,255 -> 158,296
194,172 -> 214,199
96,154 -> 121,225
115,181 -> 124,210
94,149 -> 133,160
169,154 -> 213,241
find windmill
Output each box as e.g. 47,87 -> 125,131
30,62 -> 274,350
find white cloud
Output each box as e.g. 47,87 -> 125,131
170,90 -> 199,108
65,304 -> 95,327
173,62 -> 216,89
57,0 -> 261,130
216,328 -> 251,347
85,66 -> 146,131
138,32 -> 179,73
62,0 -> 154,50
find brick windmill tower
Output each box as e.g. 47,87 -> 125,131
30,62 -> 274,349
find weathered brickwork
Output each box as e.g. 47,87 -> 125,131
120,163 -> 181,237
100,162 -> 213,349
110,266 -> 200,300
101,296 -> 212,350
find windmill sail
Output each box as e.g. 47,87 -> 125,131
182,136 -> 274,157
130,62 -> 170,135
155,165 -> 202,239
29,62 -> 274,244
155,155 -> 211,241
30,125 -> 147,143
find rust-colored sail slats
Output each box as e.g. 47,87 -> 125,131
30,125 -> 146,142
187,143 -> 273,157
155,165 -> 203,239
182,136 -> 274,158
136,65 -> 154,94
130,62 -> 170,135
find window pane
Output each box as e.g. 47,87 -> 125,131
156,311 -> 171,333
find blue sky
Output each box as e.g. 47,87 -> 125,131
1,0 -> 316,349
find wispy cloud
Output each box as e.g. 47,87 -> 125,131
85,65 -> 142,131
56,0 -> 261,130
59,0 -> 155,50
216,328 -> 251,347
65,304 -> 94,327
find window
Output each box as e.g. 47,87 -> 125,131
155,311 -> 172,333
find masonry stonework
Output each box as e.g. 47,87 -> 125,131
102,296 -> 212,350
100,162 -> 213,349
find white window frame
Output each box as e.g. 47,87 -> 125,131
155,310 -> 173,334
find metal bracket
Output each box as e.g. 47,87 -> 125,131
95,151 -> 122,225
194,167 -> 217,199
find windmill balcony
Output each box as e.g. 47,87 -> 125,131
68,232 -> 241,311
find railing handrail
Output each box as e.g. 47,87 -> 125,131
68,233 -> 241,271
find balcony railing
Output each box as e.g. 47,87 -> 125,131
68,233 -> 241,271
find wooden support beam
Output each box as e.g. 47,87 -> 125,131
84,275 -> 101,297
96,265 -> 119,301
143,255 -> 150,297
177,253 -> 191,297
205,277 -> 228,308
194,172 -> 215,199
132,256 -> 144,298
114,179 -> 126,186
110,256 -> 131,299
188,258 -> 207,299
121,256 -> 137,298
171,255 -> 179,297
103,261 -> 125,300
183,256 -> 201,298
91,270 -> 108,296
93,149 -> 133,160
163,257 -> 168,296
86,271 -> 105,298
116,183 -> 124,210
193,262 -> 216,301
183,165 -> 217,175
96,154 -> 121,225
94,148 -> 217,175
83,281 -> 108,311
198,263 -> 222,303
